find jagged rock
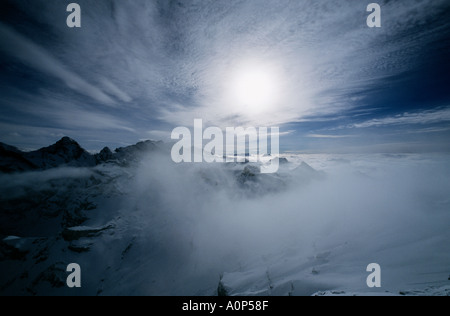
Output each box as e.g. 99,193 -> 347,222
30,262 -> 67,290
32,245 -> 49,264
62,224 -> 115,241
68,239 -> 93,253
25,137 -> 96,169
0,143 -> 38,173
0,137 -> 165,174
0,137 -> 96,173
121,238 -> 136,260
113,140 -> 162,165
237,166 -> 258,184
218,280 -> 229,297
95,147 -> 114,163
0,237 -> 29,261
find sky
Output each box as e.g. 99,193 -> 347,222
0,0 -> 449,153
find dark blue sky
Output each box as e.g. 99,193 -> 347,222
0,0 -> 449,153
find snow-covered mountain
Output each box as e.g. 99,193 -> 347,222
0,138 -> 449,296
0,137 -> 163,173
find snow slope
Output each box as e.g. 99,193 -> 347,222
0,139 -> 449,296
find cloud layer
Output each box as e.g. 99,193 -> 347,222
0,0 -> 449,151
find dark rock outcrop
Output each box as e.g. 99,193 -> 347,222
24,137 -> 96,169
0,137 -> 163,173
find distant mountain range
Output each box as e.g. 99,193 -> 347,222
0,137 -> 164,173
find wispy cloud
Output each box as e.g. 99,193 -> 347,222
0,90 -> 136,133
306,134 -> 355,139
147,130 -> 172,141
0,0 -> 449,151
99,78 -> 133,103
0,22 -> 118,106
142,0 -> 450,127
348,107 -> 450,129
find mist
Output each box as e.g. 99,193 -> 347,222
1,152 -> 449,295
103,153 -> 450,295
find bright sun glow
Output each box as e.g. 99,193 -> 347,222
229,61 -> 281,114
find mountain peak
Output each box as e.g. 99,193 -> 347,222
38,137 -> 85,158
51,137 -> 83,152
0,137 -> 165,173
23,137 -> 95,169
57,137 -> 79,145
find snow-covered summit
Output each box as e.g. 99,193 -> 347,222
0,137 -> 164,173
26,137 -> 96,170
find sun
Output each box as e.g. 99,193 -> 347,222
228,61 -> 281,115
